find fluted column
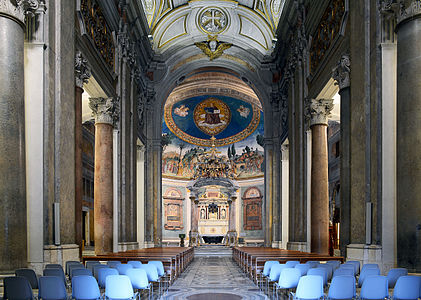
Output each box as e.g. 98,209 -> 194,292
0,0 -> 39,270
74,51 -> 91,256
189,196 -> 199,246
306,99 -> 333,255
89,97 -> 118,255
395,2 -> 421,272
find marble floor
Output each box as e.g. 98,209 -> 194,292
163,255 -> 268,300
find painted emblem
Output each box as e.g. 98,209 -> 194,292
193,98 -> 231,136
174,104 -> 189,117
237,105 -> 250,118
199,8 -> 228,34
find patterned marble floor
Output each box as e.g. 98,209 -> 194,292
163,256 -> 268,300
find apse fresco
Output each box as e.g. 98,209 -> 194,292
162,95 -> 264,179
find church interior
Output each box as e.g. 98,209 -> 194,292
1,0 -> 421,298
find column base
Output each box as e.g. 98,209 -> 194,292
346,244 -> 383,272
189,231 -> 200,247
144,241 -> 155,248
40,244 -> 79,274
226,231 -> 237,247
272,241 -> 280,248
287,242 -> 309,252
118,242 -> 139,252
279,241 -> 288,249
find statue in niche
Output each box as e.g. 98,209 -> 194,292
221,208 -> 226,219
200,208 -> 205,219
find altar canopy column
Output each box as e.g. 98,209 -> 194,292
306,99 -> 333,255
189,196 -> 199,246
396,2 -> 421,272
89,97 -> 118,255
0,0 -> 39,270
227,196 -> 237,246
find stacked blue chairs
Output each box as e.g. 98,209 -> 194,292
127,268 -> 152,300
38,276 -> 67,300
318,263 -> 334,281
107,261 -> 122,269
98,268 -> 119,289
345,261 -> 360,275
359,275 -> 389,300
267,264 -> 285,297
105,275 -> 136,300
93,264 -> 108,280
139,264 -> 161,298
306,261 -> 320,269
307,267 -> 328,287
326,260 -> 341,270
327,275 -> 356,300
66,261 -> 81,276
260,261 -> 279,291
358,267 -> 380,287
295,263 -> 310,276
285,261 -> 300,268
15,268 -> 39,289
72,268 -> 93,277
291,275 -> 324,300
72,275 -> 101,300
3,276 -> 34,300
148,261 -> 167,293
43,267 -> 67,287
333,267 -> 354,278
127,261 -> 142,268
392,276 -> 421,300
386,268 -> 408,288
85,261 -> 101,273
274,268 -> 301,300
116,263 -> 133,275
45,264 -> 63,270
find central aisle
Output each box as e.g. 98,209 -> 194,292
164,255 -> 268,299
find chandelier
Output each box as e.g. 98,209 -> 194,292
193,137 -> 235,180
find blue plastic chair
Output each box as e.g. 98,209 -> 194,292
105,275 -> 136,300
361,263 -> 379,272
318,263 -> 334,281
387,268 -> 408,288
139,264 -> 161,297
116,263 -> 133,275
306,261 -> 320,269
93,264 -> 108,280
345,261 -> 360,274
148,261 -> 165,276
69,264 -> 85,279
327,275 -> 356,300
274,268 -> 301,300
285,261 -> 300,268
358,267 -> 380,287
326,260 -> 341,270
292,275 -> 324,300
107,261 -> 122,269
359,275 -> 389,300
267,264 -> 286,296
338,264 -> 356,276
15,268 -> 39,289
127,268 -> 152,300
98,267 -> 119,289
295,263 -> 310,276
85,261 -> 101,273
3,276 -> 34,300
38,276 -> 67,300
333,267 -> 354,278
260,261 -> 280,291
43,268 -> 67,287
392,276 -> 421,300
66,261 -> 81,275
72,268 -> 93,277
72,275 -> 101,300
45,264 -> 63,270
307,267 -> 328,286
127,261 -> 142,268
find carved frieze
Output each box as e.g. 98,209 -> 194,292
79,0 -> 115,69
75,51 -> 91,89
332,54 -> 350,90
88,97 -> 119,126
309,0 -> 346,74
305,98 -> 334,127
0,0 -> 39,24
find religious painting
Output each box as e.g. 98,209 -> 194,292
163,188 -> 184,230
193,98 -> 231,136
242,187 -> 262,230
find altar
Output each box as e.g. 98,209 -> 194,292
202,236 -> 224,244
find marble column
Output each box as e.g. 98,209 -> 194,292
0,0 -> 39,270
189,196 -> 199,246
306,99 -> 333,255
89,97 -> 118,255
227,196 -> 237,246
74,51 -> 91,256
396,2 -> 421,272
281,141 -> 290,249
264,138 -> 274,247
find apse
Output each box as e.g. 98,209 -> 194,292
161,72 -> 265,245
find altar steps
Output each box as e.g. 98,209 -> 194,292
194,245 -> 232,257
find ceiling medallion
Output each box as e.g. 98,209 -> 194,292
193,98 -> 231,136
198,7 -> 228,34
194,35 -> 232,61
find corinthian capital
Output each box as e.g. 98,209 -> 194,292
88,97 -> 119,126
75,51 -> 91,88
306,98 -> 334,126
0,0 -> 39,24
332,54 -> 350,90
